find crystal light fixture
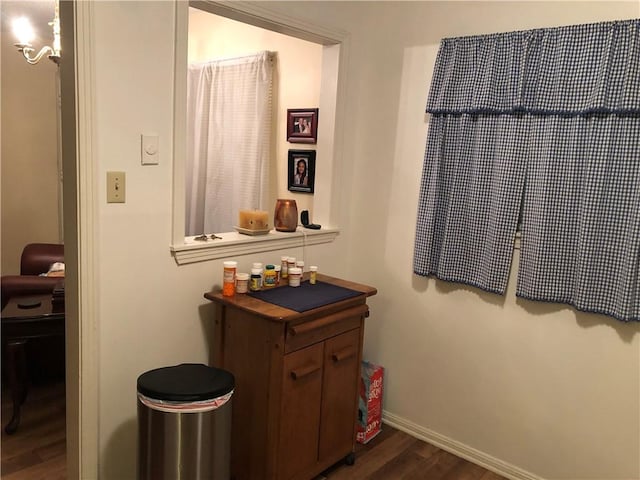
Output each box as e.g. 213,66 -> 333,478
12,1 -> 61,65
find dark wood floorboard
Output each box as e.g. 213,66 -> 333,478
323,427 -> 509,480
1,381 -> 508,480
1,380 -> 66,480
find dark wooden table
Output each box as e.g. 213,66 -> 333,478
1,293 -> 64,434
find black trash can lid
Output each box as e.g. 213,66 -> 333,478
137,363 -> 235,402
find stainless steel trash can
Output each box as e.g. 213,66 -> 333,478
137,363 -> 234,480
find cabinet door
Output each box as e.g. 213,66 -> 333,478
277,342 -> 323,480
318,328 -> 361,461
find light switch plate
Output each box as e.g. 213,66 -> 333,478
107,171 -> 125,203
141,134 -> 159,165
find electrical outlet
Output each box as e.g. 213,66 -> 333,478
107,171 -> 125,203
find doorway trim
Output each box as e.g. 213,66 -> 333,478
61,1 -> 99,478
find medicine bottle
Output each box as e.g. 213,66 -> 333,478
274,265 -> 281,284
236,273 -> 249,293
250,268 -> 263,292
222,261 -> 237,297
287,257 -> 296,274
264,265 -> 277,288
252,262 -> 263,277
281,256 -> 289,279
309,266 -> 318,285
288,267 -> 302,287
296,260 -> 304,271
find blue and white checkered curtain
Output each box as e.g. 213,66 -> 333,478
414,20 -> 640,322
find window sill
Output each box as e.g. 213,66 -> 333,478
171,227 -> 340,265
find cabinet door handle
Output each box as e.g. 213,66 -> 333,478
290,364 -> 320,380
289,305 -> 369,336
331,346 -> 356,363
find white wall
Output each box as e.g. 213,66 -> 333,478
1,0 -> 60,274
88,3 -> 345,478
188,9 -> 322,217
86,2 -> 639,479
263,2 -> 639,479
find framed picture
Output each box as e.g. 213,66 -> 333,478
287,108 -> 319,144
288,150 -> 316,194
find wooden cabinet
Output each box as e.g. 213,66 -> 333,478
204,274 -> 376,480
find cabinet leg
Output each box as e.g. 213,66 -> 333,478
345,452 -> 356,466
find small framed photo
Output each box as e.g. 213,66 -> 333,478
287,108 -> 318,144
288,150 -> 316,194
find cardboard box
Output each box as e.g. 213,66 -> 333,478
356,361 -> 384,444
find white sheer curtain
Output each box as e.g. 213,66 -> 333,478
186,51 -> 274,235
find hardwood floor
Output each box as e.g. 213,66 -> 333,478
323,427 -> 507,480
1,381 -> 506,480
1,381 -> 66,480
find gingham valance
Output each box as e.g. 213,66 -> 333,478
427,19 -> 640,115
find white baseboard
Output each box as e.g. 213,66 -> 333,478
382,410 -> 543,480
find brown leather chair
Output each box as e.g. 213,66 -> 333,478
1,243 -> 64,309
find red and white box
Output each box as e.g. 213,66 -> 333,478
356,361 -> 384,444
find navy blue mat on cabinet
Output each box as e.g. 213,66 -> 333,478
248,281 -> 362,312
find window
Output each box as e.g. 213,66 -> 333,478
170,2 -> 348,264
